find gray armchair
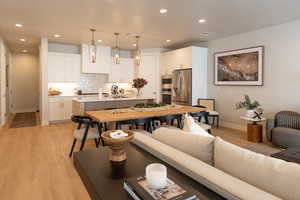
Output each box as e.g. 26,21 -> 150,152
267,111 -> 300,148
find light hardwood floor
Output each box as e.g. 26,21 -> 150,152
0,118 -> 281,200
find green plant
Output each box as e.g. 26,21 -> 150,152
236,95 -> 260,110
134,103 -> 167,108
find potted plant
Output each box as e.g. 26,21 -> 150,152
236,95 -> 261,118
132,78 -> 148,97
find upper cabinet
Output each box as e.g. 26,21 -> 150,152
81,44 -> 111,74
160,47 -> 193,75
48,52 -> 81,82
160,46 -> 208,105
109,58 -> 134,83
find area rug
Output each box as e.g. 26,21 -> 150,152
10,112 -> 37,128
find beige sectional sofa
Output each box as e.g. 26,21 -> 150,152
131,129 -> 300,200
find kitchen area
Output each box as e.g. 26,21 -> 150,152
45,42 -> 207,124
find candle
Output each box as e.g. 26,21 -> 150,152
146,163 -> 167,189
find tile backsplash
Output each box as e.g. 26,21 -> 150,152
79,73 -> 108,93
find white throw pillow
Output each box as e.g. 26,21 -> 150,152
152,127 -> 215,165
182,114 -> 213,138
214,137 -> 300,200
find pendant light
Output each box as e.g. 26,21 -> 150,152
89,28 -> 97,63
134,36 -> 141,66
112,32 -> 121,64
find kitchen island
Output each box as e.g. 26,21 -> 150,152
72,96 -> 154,115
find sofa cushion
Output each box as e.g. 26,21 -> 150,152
152,127 -> 215,165
132,132 -> 281,200
182,114 -> 213,137
214,137 -> 300,200
272,127 -> 300,148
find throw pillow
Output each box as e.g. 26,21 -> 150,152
182,114 -> 213,138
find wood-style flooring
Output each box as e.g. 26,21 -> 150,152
0,116 -> 281,200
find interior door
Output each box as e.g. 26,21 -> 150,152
138,55 -> 158,100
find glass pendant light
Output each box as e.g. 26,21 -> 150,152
112,32 -> 121,64
89,28 -> 97,63
134,36 -> 141,66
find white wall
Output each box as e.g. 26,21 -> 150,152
206,19 -> 300,129
0,38 -> 8,125
40,38 -> 49,125
11,53 -> 39,113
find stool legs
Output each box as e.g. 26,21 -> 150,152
79,125 -> 90,151
97,123 -> 104,146
69,139 -> 77,157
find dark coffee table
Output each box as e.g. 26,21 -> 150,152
73,143 -> 225,200
271,146 -> 300,164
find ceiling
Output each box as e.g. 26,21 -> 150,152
1,0 -> 300,53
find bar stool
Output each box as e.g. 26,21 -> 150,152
69,115 -> 103,157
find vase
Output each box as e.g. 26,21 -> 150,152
101,130 -> 134,162
245,110 -> 256,118
136,88 -> 141,97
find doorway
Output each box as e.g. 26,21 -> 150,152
10,53 -> 39,114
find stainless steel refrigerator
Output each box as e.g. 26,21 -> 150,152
172,68 -> 192,105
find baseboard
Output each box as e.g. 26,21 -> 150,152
219,121 -> 247,131
12,108 -> 38,113
41,120 -> 49,126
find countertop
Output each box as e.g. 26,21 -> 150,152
72,96 -> 154,103
48,94 -> 98,98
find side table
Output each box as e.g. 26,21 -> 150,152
240,116 -> 266,143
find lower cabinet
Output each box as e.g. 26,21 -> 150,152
49,97 -> 73,122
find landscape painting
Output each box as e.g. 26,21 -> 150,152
214,46 -> 263,85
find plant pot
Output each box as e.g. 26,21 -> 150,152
245,110 -> 256,118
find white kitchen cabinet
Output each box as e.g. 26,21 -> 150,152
138,55 -> 160,101
48,97 -> 73,122
48,53 -> 81,82
109,58 -> 134,83
49,99 -> 65,121
81,44 -> 111,74
64,54 -> 81,82
63,98 -> 73,120
160,47 -> 193,75
160,46 -> 208,105
48,53 -> 65,82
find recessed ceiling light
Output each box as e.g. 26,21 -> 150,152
22,50 -> 28,53
97,39 -> 102,43
54,34 -> 61,38
15,24 -> 23,27
166,39 -> 171,43
132,43 -> 137,47
198,19 -> 206,23
160,9 -> 167,14
19,38 -> 26,42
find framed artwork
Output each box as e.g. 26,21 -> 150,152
214,46 -> 264,86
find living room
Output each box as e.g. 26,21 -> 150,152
0,0 -> 300,200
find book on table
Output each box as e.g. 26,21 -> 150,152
124,176 -> 197,200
